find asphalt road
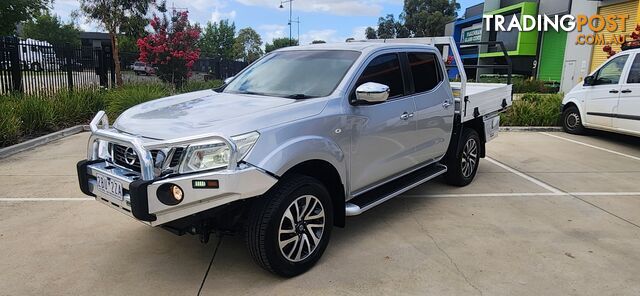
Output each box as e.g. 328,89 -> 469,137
1,131 -> 639,295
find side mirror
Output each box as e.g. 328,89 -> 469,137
583,75 -> 595,86
355,82 -> 390,103
224,76 -> 235,84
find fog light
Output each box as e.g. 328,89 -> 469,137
170,185 -> 183,201
158,183 -> 184,205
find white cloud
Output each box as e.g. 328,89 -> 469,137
299,29 -> 338,44
235,0 -> 388,16
259,24 -> 287,42
351,26 -> 368,41
211,8 -> 237,23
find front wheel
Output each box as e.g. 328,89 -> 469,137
562,105 -> 585,134
445,128 -> 480,186
245,174 -> 333,277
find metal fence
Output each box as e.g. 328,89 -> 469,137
1,37 -> 114,96
1,37 -> 249,96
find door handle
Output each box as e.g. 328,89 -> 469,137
400,112 -> 414,120
442,100 -> 452,108
621,89 -> 632,93
609,89 -> 619,93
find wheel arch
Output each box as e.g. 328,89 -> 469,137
562,98 -> 585,123
281,159 -> 346,228
462,117 -> 486,158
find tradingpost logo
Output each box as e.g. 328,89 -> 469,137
483,14 -> 639,46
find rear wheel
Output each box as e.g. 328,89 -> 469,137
245,174 -> 333,277
562,105 -> 585,134
445,128 -> 480,186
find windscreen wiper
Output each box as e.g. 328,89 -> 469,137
286,94 -> 316,99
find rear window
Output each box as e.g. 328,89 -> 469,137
134,62 -> 144,66
408,52 -> 442,93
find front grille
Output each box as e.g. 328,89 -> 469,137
170,147 -> 184,167
110,144 -> 183,173
112,144 -> 159,172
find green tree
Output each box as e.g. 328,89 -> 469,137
200,19 -> 236,59
365,27 -> 377,39
79,0 -> 160,86
233,27 -> 263,63
0,0 -> 51,36
402,0 -> 459,37
21,11 -> 81,46
377,14 -> 397,39
265,37 -> 298,53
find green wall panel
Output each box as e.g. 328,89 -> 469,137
537,30 -> 567,82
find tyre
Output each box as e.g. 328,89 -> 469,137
445,128 -> 480,187
562,105 -> 585,134
245,174 -> 333,277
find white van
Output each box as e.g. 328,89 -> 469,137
561,47 -> 640,137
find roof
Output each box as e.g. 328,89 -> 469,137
278,41 -> 435,54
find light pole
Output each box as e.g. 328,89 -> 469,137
279,0 -> 294,45
291,17 -> 300,44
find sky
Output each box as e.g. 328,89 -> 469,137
53,0 -> 483,45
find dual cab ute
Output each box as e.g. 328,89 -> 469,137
77,37 -> 512,276
562,45 -> 640,137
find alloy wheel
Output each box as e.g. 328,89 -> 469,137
278,195 -> 325,262
461,138 -> 478,178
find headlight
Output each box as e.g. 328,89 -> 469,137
180,132 -> 260,173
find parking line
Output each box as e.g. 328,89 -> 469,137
403,192 -> 640,198
540,132 -> 640,162
485,157 -> 563,193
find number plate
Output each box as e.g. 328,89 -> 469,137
96,173 -> 123,201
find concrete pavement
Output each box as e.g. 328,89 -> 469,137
1,131 -> 639,295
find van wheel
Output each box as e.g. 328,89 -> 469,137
562,106 -> 585,134
245,174 -> 333,277
445,128 -> 480,187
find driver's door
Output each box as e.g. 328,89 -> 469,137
349,52 -> 419,193
584,55 -> 629,128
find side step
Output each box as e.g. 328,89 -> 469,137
345,163 -> 447,216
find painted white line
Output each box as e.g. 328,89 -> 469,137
485,157 -> 563,193
571,192 -> 640,196
0,198 -> 94,201
540,132 -> 640,162
402,192 -> 640,198
403,192 -> 564,198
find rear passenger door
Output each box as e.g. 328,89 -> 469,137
405,51 -> 455,163
614,53 -> 640,134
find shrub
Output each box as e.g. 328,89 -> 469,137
0,102 -> 21,146
13,95 -> 57,135
179,80 -> 223,93
104,83 -> 171,119
0,79 -> 251,147
501,93 -> 562,126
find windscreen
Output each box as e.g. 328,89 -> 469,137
224,50 -> 360,98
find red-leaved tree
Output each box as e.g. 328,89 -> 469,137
603,24 -> 640,58
137,11 -> 200,88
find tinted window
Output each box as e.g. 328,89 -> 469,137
224,50 -> 360,98
355,53 -> 404,98
408,52 -> 442,93
594,55 -> 628,85
628,55 -> 640,84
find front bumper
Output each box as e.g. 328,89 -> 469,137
78,111 -> 277,226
